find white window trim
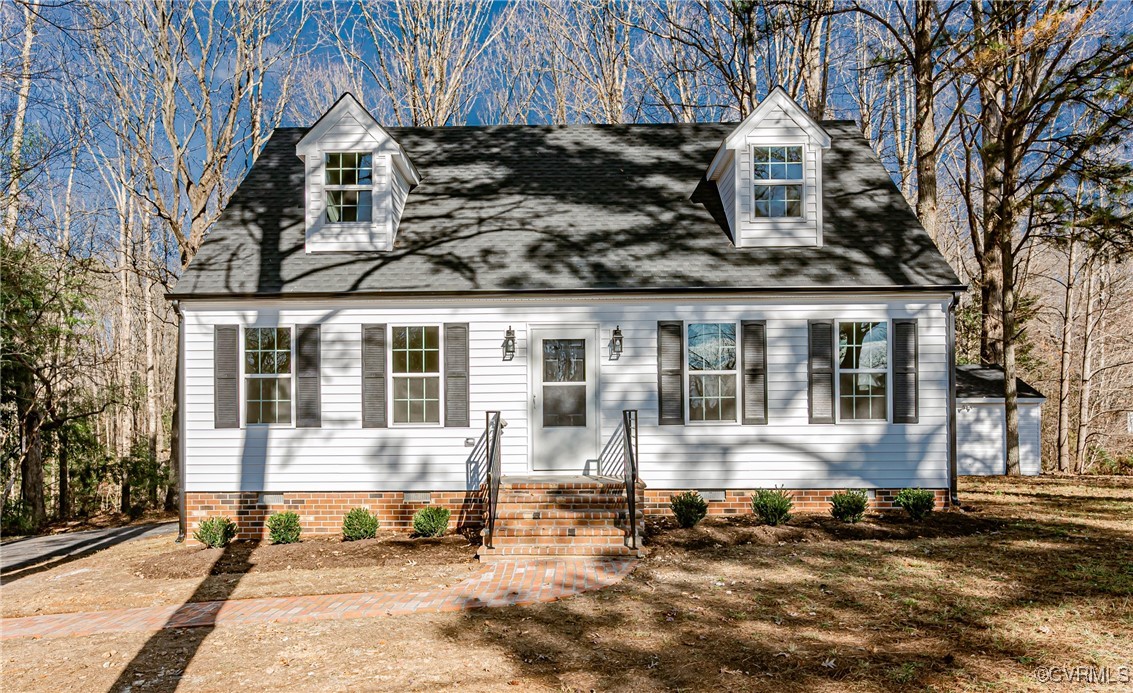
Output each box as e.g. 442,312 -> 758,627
241,324 -> 296,428
323,150 -> 375,225
749,143 -> 807,223
388,323 -> 445,428
683,321 -> 741,425
834,319 -> 892,424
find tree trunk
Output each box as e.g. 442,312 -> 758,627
20,407 -> 46,528
2,2 -> 36,243
1001,236 -> 1020,476
1075,261 -> 1096,472
1056,241 -> 1075,473
58,416 -> 70,520
912,0 -> 938,244
166,345 -> 180,513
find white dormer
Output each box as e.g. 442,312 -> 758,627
706,87 -> 831,248
296,94 -> 420,253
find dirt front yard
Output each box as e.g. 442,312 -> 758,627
1,532 -> 479,618
2,476 -> 1131,692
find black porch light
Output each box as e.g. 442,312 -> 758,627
503,326 -> 516,358
611,326 -> 624,355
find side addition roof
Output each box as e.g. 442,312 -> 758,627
170,122 -> 963,298
956,365 -> 1045,400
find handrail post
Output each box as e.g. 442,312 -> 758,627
484,410 -> 502,550
622,409 -> 638,550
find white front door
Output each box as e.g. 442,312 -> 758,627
530,326 -> 600,471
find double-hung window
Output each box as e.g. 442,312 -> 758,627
837,321 -> 888,421
391,326 -> 441,425
687,323 -> 738,422
325,152 -> 373,223
752,145 -> 803,219
245,327 -> 292,424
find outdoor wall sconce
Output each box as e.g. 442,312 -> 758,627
503,326 -> 516,360
611,326 -> 624,358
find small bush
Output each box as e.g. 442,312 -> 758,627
830,489 -> 869,523
670,491 -> 708,528
1,500 -> 37,536
194,517 -> 237,548
266,511 -> 301,544
894,488 -> 936,521
751,488 -> 793,526
342,507 -> 379,541
413,505 -> 451,537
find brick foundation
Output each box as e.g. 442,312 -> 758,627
184,491 -> 484,544
185,486 -> 950,545
643,488 -> 951,515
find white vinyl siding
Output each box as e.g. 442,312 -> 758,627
182,294 -> 952,492
957,399 -> 1043,476
299,105 -> 414,253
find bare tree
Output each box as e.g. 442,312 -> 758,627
962,0 -> 1133,474
330,0 -> 508,127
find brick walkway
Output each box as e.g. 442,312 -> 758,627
0,558 -> 635,640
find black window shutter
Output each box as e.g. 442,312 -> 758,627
444,323 -> 470,427
362,324 -> 387,428
214,325 -> 239,429
893,319 -> 919,424
808,320 -> 835,424
741,320 -> 768,425
657,321 -> 684,425
296,325 -> 321,428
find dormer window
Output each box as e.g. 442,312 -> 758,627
325,152 -> 373,223
752,146 -> 803,219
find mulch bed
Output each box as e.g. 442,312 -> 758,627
644,508 -> 1006,550
134,533 -> 476,580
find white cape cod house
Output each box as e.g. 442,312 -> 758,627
169,90 -> 971,557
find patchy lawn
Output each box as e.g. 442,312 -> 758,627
1,532 -> 478,618
2,476 -> 1131,692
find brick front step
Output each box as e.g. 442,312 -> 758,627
478,476 -> 647,560
495,493 -> 630,505
491,525 -> 626,538
478,544 -> 638,560
495,508 -> 637,521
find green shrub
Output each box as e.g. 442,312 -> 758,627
894,488 -> 936,521
750,488 -> 793,526
1,500 -> 36,536
670,491 -> 708,528
412,505 -> 451,537
830,489 -> 869,523
266,511 -> 302,544
194,517 -> 237,548
342,507 -> 379,541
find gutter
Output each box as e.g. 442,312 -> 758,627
172,299 -> 187,542
165,283 -> 970,302
947,293 -> 960,507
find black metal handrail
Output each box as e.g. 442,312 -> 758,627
484,410 -> 503,549
622,409 -> 639,549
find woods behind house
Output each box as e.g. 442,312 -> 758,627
2,0 -> 1131,532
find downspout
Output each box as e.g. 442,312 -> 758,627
947,293 -> 959,507
173,300 -> 187,542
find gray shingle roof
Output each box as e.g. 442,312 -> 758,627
171,122 -> 962,297
956,365 -> 1045,399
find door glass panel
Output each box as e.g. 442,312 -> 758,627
543,385 -> 586,427
543,339 -> 585,382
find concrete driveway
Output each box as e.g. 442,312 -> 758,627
1,522 -> 177,582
